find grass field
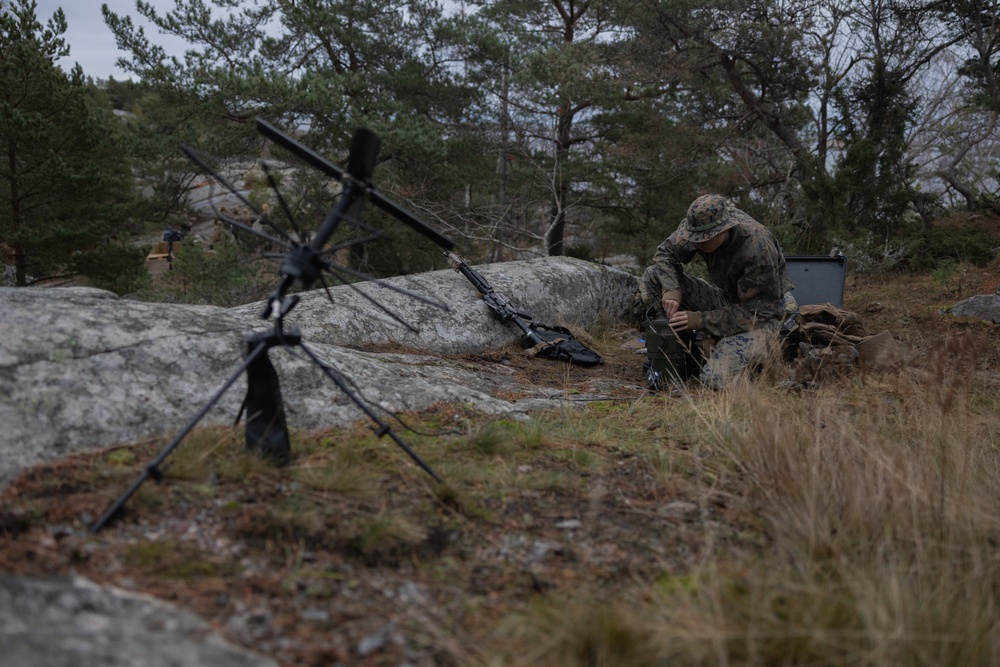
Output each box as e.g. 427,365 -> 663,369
2,265 -> 999,666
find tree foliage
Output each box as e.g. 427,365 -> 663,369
137,236 -> 272,306
4,0 -> 995,293
102,0 -> 486,260
0,0 -> 140,288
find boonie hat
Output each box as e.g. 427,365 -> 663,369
675,194 -> 740,243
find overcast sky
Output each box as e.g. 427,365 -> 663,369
34,1 -> 191,80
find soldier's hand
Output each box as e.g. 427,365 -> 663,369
668,310 -> 691,331
662,296 -> 680,317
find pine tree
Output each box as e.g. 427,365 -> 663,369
102,0 -> 485,275
0,0 -> 138,287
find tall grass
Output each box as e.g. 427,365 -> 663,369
491,335 -> 1000,666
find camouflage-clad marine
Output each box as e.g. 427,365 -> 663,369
638,194 -> 795,388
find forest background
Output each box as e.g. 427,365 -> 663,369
3,0 -> 1000,301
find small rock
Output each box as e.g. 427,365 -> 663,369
301,608 -> 329,623
397,582 -> 429,605
661,501 -> 700,522
530,540 -> 557,563
357,627 -> 391,657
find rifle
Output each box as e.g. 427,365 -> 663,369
445,252 -> 603,366
445,251 -> 543,345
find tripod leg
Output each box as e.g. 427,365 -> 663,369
296,341 -> 442,484
91,340 -> 271,533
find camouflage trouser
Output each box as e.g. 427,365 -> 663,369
636,267 -> 797,388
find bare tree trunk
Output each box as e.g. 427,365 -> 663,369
545,120 -> 572,257
545,0 -> 581,257
547,106 -> 572,256
13,246 -> 26,287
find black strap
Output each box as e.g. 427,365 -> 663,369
241,341 -> 291,466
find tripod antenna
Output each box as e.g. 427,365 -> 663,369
261,129 -> 375,319
316,271 -> 418,333
255,118 -> 454,252
260,161 -> 311,245
90,339 -> 274,532
215,211 -> 290,250
180,145 -> 294,248
91,123 -> 455,533
297,341 -> 443,483
325,262 -> 448,309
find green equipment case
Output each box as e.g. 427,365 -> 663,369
643,319 -> 703,389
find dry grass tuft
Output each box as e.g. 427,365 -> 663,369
581,336 -> 1000,666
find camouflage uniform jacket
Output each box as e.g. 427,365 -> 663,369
650,209 -> 793,338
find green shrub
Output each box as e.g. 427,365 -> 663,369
925,224 -> 999,265
931,258 -> 962,285
138,238 -> 273,306
73,235 -> 151,295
